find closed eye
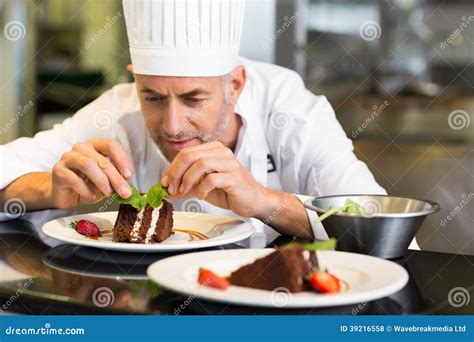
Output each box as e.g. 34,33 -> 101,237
184,97 -> 203,104
145,96 -> 167,103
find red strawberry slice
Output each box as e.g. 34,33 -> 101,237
198,268 -> 230,290
309,271 -> 341,293
70,220 -> 101,237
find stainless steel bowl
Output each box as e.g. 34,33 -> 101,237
304,195 -> 440,259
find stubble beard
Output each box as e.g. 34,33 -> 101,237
148,102 -> 231,162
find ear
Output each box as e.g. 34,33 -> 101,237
228,65 -> 246,105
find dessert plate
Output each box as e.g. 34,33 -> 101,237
42,211 -> 255,252
147,249 -> 409,308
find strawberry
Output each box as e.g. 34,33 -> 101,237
309,271 -> 341,294
70,220 -> 101,237
198,268 -> 230,290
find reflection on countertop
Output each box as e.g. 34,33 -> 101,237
1,222 -> 473,315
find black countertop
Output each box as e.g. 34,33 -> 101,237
0,213 -> 472,316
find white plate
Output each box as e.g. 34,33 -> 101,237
42,211 -> 255,252
147,249 -> 409,308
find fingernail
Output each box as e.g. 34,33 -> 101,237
178,184 -> 184,194
123,168 -> 133,179
168,183 -> 175,194
161,175 -> 169,186
120,186 -> 131,198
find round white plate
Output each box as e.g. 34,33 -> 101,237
147,249 -> 409,308
42,211 -> 255,252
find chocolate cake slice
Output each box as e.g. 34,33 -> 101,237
113,199 -> 174,244
229,246 -> 317,292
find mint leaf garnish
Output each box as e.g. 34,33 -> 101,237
112,185 -> 147,211
112,182 -> 169,211
146,183 -> 169,208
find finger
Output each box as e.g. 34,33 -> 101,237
194,173 -> 230,200
63,152 -> 113,196
165,193 -> 189,200
80,178 -> 108,203
173,141 -> 223,154
164,147 -> 234,194
79,148 -> 132,198
73,282 -> 94,300
114,290 -> 132,308
160,141 -> 226,185
91,140 -> 134,180
179,157 -> 239,194
54,166 -> 97,201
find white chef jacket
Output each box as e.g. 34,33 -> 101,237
0,57 -> 388,240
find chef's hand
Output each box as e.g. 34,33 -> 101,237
160,141 -> 313,238
52,140 -> 134,209
161,141 -> 269,218
161,142 -> 266,217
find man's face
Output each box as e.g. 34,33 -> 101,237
135,74 -> 231,162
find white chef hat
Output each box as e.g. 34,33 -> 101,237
123,0 -> 246,77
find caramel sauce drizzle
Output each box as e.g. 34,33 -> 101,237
172,228 -> 209,241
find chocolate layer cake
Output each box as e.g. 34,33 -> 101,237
113,199 -> 174,244
229,246 -> 317,292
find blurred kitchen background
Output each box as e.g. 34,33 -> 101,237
0,0 -> 473,255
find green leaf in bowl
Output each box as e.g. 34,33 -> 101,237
318,199 -> 369,221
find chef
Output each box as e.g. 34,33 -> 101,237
0,0 -> 386,241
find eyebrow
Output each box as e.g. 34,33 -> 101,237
140,87 -> 211,97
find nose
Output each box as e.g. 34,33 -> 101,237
161,99 -> 188,138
